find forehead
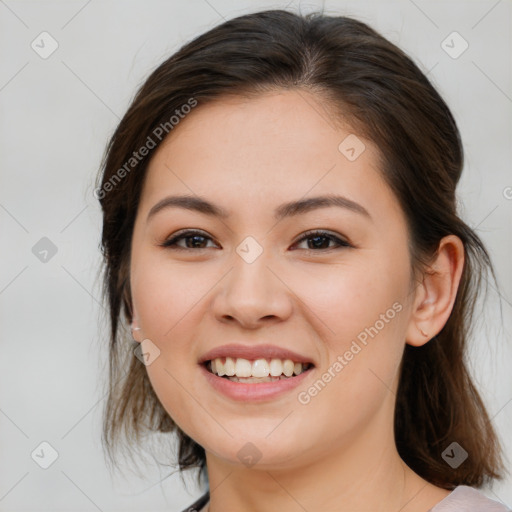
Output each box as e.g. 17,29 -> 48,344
139,90 -> 402,225
153,90 -> 359,171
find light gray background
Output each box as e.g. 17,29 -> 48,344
1,0 -> 511,510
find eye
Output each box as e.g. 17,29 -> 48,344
292,230 -> 351,252
160,229 -> 351,252
160,230 -> 218,250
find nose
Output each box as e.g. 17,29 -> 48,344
211,248 -> 293,329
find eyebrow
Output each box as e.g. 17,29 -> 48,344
147,194 -> 371,222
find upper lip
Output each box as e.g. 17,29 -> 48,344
199,344 -> 315,365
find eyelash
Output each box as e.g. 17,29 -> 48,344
160,229 -> 352,252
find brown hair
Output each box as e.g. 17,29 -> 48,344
96,9 -> 507,489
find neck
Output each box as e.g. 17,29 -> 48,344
203,403 -> 449,512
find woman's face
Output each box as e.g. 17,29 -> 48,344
130,90 -> 417,469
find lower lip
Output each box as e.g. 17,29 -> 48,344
199,363 -> 314,402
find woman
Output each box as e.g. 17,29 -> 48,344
96,9 -> 511,511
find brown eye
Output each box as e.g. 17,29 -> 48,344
292,230 -> 351,251
161,230 -> 218,250
160,229 -> 351,252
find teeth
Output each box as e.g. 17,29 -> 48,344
252,359 -> 270,377
227,375 -> 290,383
235,358 -> 252,377
208,357 -> 310,378
224,357 -> 235,376
283,359 -> 294,377
217,359 -> 226,376
269,358 -> 283,376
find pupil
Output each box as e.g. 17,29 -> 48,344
188,235 -> 206,248
309,235 -> 329,249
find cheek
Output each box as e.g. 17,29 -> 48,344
286,262 -> 408,445
290,253 -> 409,349
131,253 -> 216,341
130,256 -> 212,432
288,254 -> 410,406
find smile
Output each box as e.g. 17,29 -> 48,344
200,358 -> 315,401
206,357 -> 314,382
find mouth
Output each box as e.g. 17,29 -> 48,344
203,357 -> 315,383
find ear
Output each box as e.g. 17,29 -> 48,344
406,234 -> 465,347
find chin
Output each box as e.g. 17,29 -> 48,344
199,428 -> 313,470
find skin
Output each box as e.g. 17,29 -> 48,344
129,90 -> 464,511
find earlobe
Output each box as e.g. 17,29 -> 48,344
405,235 -> 465,348
406,282 -> 437,347
130,310 -> 142,342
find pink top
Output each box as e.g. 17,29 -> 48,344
428,485 -> 511,511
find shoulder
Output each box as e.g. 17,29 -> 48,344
430,485 -> 511,512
